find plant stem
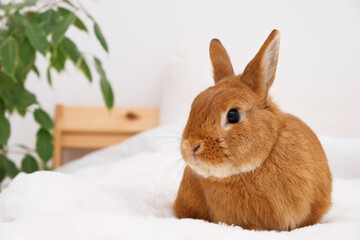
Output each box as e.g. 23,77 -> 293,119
36,0 -> 62,12
9,14 -> 19,31
0,148 -> 7,156
0,149 -> 33,155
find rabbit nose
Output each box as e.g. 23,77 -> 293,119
184,139 -> 202,154
191,144 -> 201,154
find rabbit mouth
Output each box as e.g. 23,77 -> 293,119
185,154 -> 262,179
187,159 -> 241,178
181,140 -> 263,178
184,155 -> 239,178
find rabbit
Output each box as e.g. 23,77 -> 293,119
173,30 -> 332,231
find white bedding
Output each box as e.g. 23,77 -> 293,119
1,120 -> 360,239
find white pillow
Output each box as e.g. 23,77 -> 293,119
159,48 -> 213,125
159,47 -> 360,138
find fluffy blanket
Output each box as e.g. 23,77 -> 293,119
0,121 -> 359,239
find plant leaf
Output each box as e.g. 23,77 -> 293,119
57,7 -> 87,32
19,92 -> 37,108
1,155 -> 19,178
73,17 -> 87,32
16,107 -> 26,116
94,57 -> 105,76
6,13 -> 26,33
24,21 -> 49,56
41,9 -> 59,35
52,13 -> 75,45
10,89 -> 37,109
0,165 -> 5,183
34,108 -> 54,129
94,22 -> 108,52
50,46 -> 66,72
94,57 -> 113,108
31,64 -> 40,77
0,115 -> 10,145
15,39 -> 34,83
61,37 -> 80,63
100,77 -> 114,109
0,36 -> 18,76
57,7 -> 71,16
36,128 -> 53,163
16,144 -> 32,151
0,72 -> 37,108
78,56 -> 92,82
21,154 -> 39,173
18,38 -> 35,70
47,66 -> 52,85
1,90 -> 17,106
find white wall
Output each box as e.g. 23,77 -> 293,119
7,0 -> 360,163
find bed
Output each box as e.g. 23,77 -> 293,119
0,118 -> 360,239
1,49 -> 360,240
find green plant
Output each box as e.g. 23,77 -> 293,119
0,0 -> 114,184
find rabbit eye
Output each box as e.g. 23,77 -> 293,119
227,109 -> 240,124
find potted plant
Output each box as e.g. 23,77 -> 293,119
0,0 -> 114,184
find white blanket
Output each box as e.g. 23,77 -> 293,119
1,120 -> 360,239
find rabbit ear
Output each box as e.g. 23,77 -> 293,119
241,30 -> 280,100
209,39 -> 234,83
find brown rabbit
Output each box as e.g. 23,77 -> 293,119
173,30 -> 332,231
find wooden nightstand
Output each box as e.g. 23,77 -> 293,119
53,105 -> 159,168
